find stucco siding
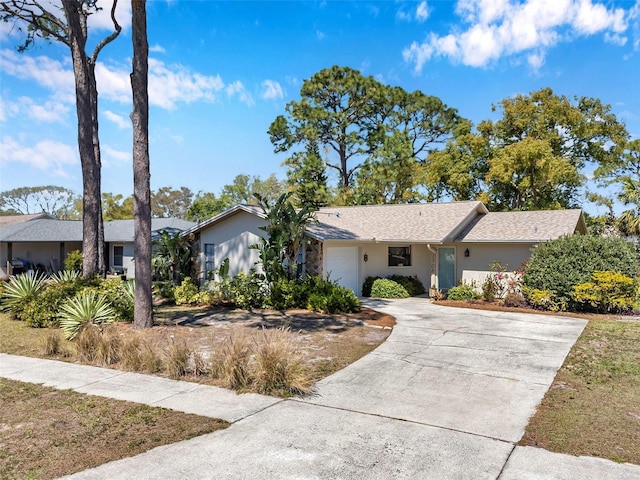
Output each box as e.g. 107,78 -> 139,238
0,241 -> 82,277
197,211 -> 268,281
455,242 -> 534,287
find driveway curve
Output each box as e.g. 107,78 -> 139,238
62,299 -> 640,479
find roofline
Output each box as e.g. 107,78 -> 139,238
443,201 -> 488,242
181,204 -> 265,236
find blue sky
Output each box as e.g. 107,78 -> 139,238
1,0 -> 639,216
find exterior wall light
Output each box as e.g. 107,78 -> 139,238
363,253 -> 368,262
464,248 -> 470,257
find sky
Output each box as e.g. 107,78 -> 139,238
0,0 -> 639,216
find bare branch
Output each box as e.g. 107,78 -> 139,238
90,0 -> 121,63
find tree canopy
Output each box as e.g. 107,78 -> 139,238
0,186 -> 79,218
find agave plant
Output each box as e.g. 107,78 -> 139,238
59,292 -> 116,340
50,270 -> 81,283
0,271 -> 47,318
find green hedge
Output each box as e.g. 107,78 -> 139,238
523,235 -> 637,310
370,278 -> 409,298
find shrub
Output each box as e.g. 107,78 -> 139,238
64,250 -> 83,272
21,280 -> 82,327
523,287 -> 566,312
481,275 -> 497,302
572,271 -> 636,313
268,278 -> 301,310
362,276 -> 381,297
502,292 -> 527,308
229,271 -> 267,310
153,281 -> 175,301
388,275 -> 426,296
523,235 -> 637,309
370,278 -> 409,299
447,283 -> 481,301
94,278 -> 135,322
0,271 -> 47,320
59,291 -> 116,340
174,277 -> 199,305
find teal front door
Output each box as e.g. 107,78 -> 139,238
438,247 -> 456,291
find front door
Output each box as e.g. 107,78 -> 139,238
438,247 -> 455,291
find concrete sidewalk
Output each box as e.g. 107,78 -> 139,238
2,299 -> 639,479
0,353 -> 281,422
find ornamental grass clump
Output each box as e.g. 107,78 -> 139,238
252,327 -> 312,396
164,337 -> 193,378
0,271 -> 47,320
215,330 -> 253,389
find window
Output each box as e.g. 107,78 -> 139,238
113,245 -> 124,272
204,243 -> 215,277
388,246 -> 411,267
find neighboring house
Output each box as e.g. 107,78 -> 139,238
186,201 -> 586,296
0,216 -> 195,278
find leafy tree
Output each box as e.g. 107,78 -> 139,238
269,66 -> 382,196
186,192 -> 229,222
102,192 -> 134,220
254,192 -> 317,282
270,66 -> 462,203
130,0 -> 152,328
477,88 -> 627,211
283,141 -> 331,209
151,186 -> 193,219
594,139 -> 640,236
0,186 -> 80,218
0,0 -> 123,276
220,174 -> 285,207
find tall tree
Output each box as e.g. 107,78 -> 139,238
102,192 -> 134,220
478,88 -> 627,211
283,141 -> 331,209
595,139 -> 640,236
130,0 -> 152,328
151,186 -> 193,218
0,186 -> 79,218
186,192 -> 229,222
1,0 -> 122,276
269,66 -> 381,197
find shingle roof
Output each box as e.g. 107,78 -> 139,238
307,202 -> 488,243
0,213 -> 52,226
456,209 -> 586,242
0,218 -> 195,243
182,204 -> 265,236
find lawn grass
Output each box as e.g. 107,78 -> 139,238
520,317 -> 640,464
0,378 -> 228,480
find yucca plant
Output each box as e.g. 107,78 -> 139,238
0,271 -> 47,319
50,270 -> 81,283
59,292 -> 116,340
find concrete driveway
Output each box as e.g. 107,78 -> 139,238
62,299 -> 640,479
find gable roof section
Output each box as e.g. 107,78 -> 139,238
182,204 -> 265,236
0,213 -> 52,226
307,202 -> 488,243
0,218 -> 195,243
456,209 -> 586,243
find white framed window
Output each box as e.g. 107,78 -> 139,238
388,246 -> 411,267
204,243 -> 215,277
113,245 -> 124,272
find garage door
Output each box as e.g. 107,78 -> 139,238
325,247 -> 360,295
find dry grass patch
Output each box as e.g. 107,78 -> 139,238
0,378 -> 228,480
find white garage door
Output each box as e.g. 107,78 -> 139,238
325,247 -> 359,294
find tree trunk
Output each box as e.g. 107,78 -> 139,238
131,0 -> 153,328
63,1 -> 100,277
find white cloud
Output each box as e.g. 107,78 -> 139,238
316,30 -> 326,40
396,10 -> 412,22
0,95 -> 69,123
104,110 -> 130,129
404,0 -> 637,72
0,49 -> 75,102
261,80 -> 284,100
416,2 -> 430,22
102,145 -> 130,166
150,44 -> 166,53
226,81 -> 255,106
0,136 -> 78,177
